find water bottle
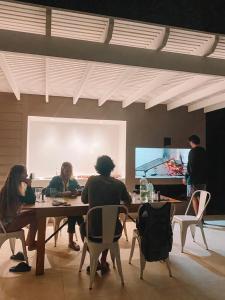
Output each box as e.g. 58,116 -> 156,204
148,181 -> 154,202
140,177 -> 148,202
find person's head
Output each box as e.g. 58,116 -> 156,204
95,155 -> 115,177
60,162 -> 73,180
188,135 -> 200,148
0,165 -> 27,219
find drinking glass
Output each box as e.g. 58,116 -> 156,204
35,187 -> 42,202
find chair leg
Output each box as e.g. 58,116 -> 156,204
172,220 -> 176,231
137,237 -> 146,279
199,223 -> 208,250
165,258 -> 172,277
20,234 -> 29,265
114,243 -> 124,286
89,254 -> 100,289
79,242 -> 87,272
123,221 -> 128,242
129,235 -> 136,264
110,249 -> 116,268
190,225 -> 196,242
180,223 -> 188,253
9,238 -> 16,255
140,252 -> 146,280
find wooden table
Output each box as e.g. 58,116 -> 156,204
23,195 -> 181,275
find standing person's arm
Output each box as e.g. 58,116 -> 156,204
186,150 -> 193,184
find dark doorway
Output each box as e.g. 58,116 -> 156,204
206,109 -> 225,214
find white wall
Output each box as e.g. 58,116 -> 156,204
27,117 -> 126,179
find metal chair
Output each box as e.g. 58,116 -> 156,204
129,202 -> 172,279
172,190 -> 211,252
79,205 -> 128,289
0,220 -> 28,264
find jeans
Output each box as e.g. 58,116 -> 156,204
67,216 -> 84,233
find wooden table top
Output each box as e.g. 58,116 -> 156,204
22,195 -> 182,217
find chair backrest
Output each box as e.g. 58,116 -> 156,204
86,205 -> 128,244
185,190 -> 211,220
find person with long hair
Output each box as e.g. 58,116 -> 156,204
0,165 -> 37,250
46,162 -> 83,251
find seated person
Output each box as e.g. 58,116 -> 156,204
0,165 -> 37,251
46,162 -> 83,251
81,155 -> 131,274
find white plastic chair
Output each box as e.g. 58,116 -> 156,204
129,203 -> 172,279
79,205 -> 128,289
172,190 -> 211,253
0,220 -> 28,264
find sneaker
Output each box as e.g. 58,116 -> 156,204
101,262 -> 110,275
86,262 -> 101,274
68,242 -> 80,251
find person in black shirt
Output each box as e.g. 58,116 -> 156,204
81,156 -> 131,274
184,135 -> 207,215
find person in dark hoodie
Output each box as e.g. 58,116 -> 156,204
184,135 -> 207,215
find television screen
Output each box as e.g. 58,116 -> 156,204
135,148 -> 190,179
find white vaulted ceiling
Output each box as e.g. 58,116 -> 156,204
0,1 -> 46,34
1,1 -> 225,113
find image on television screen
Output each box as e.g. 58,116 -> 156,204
135,148 -> 190,179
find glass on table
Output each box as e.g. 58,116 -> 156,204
35,187 -> 43,202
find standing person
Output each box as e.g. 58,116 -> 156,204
184,135 -> 207,215
46,162 -> 83,251
0,165 -> 38,250
81,155 -> 131,274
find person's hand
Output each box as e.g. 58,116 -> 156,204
18,182 -> 27,196
62,191 -> 72,197
24,178 -> 32,186
71,190 -> 79,197
182,178 -> 187,185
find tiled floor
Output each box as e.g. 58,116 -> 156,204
0,219 -> 225,300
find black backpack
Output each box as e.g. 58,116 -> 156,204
137,203 -> 173,262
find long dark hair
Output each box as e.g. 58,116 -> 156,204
60,162 -> 73,177
0,165 -> 26,220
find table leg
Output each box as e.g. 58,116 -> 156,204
36,216 -> 46,275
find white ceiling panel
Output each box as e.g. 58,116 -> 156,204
51,10 -> 109,42
0,1 -> 46,35
4,52 -> 45,95
1,0 -> 225,113
162,28 -> 216,56
110,19 -> 166,49
209,36 -> 225,60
